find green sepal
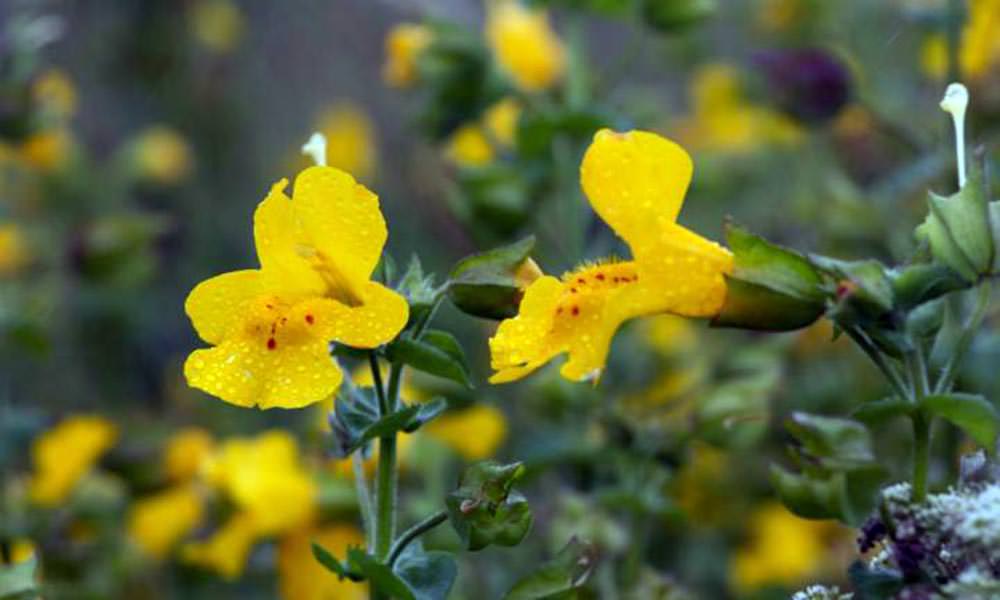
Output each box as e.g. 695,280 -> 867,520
448,236 -> 537,320
386,330 -> 472,388
712,222 -> 825,331
397,256 -> 440,330
503,537 -> 597,600
921,393 -> 1000,448
916,165 -> 993,282
446,461 -> 533,551
890,263 -> 966,311
328,387 -> 450,458
786,412 -> 876,471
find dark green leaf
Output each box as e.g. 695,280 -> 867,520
922,393 -> 999,447
347,549 -> 415,600
770,464 -> 846,521
447,461 -> 533,551
393,543 -> 458,600
387,331 -> 472,387
891,263 -> 966,310
504,538 -> 596,600
403,398 -> 449,433
786,412 -> 876,470
311,542 -> 353,580
851,397 -> 914,425
641,0 -> 716,32
448,237 -> 536,320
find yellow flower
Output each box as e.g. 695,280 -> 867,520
642,314 -> 697,357
383,24 -> 433,88
922,0 -> 1000,80
674,64 -> 801,153
189,0 -> 245,53
182,512 -> 257,579
483,97 -> 522,148
486,0 -> 566,92
445,124 -> 495,166
163,427 -> 214,482
424,404 -> 508,460
202,431 -> 317,535
731,502 -> 838,592
132,126 -> 193,184
183,165 -> 409,409
29,416 -> 117,507
314,103 -> 376,181
19,129 -> 73,171
128,484 -> 204,559
1,540 -> 35,565
489,129 -> 733,383
0,223 -> 30,277
33,69 -> 77,119
278,525 -> 368,600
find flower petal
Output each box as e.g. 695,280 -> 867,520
291,166 -> 387,292
580,129 -> 693,251
253,180 -> 325,295
184,337 -> 343,409
488,275 -> 565,382
327,281 -> 409,348
184,270 -> 265,345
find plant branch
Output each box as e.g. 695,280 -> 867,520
934,282 -> 991,394
387,510 -> 449,568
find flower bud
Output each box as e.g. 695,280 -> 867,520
448,236 -> 539,320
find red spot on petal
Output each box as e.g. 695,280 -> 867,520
305,314 -> 315,324
556,307 -> 563,314
570,288 -> 577,294
577,278 -> 585,284
571,306 -> 579,316
267,338 -> 277,350
596,273 -> 605,281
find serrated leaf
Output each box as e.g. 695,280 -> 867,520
387,331 -> 471,387
922,393 -> 999,447
503,538 -> 596,600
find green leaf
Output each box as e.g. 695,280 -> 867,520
922,393 -> 1000,447
387,330 -> 472,387
393,543 -> 458,600
786,412 -> 876,470
811,256 -> 895,314
851,397 -> 914,425
446,461 -> 533,551
329,386 -> 381,458
403,398 -> 449,433
890,263 -> 966,310
311,542 -> 358,581
0,556 -> 37,599
398,255 -> 439,328
503,538 -> 596,600
347,549 -> 415,600
725,222 -> 824,302
448,237 -> 536,320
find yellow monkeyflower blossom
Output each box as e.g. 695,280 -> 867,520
922,0 -> 1000,80
33,69 -> 77,119
0,223 -> 30,277
674,64 -> 801,154
383,23 -> 433,88
128,484 -> 204,559
278,525 -> 368,600
189,0 -> 245,53
445,124 -> 495,167
163,427 -> 214,482
29,416 -> 117,507
314,103 -> 376,181
184,165 -> 409,409
424,404 -> 508,460
202,431 -> 317,535
131,126 -> 193,185
486,0 -> 566,92
483,97 -> 522,148
182,512 -> 257,579
489,129 -> 733,383
731,502 -> 840,592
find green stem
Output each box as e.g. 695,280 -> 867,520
845,326 -> 911,400
934,282 -> 991,394
370,353 -> 398,571
912,412 -> 931,503
387,510 -> 448,568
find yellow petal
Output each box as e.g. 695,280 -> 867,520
184,269 -> 266,345
29,416 -> 117,506
488,275 -> 565,383
128,484 -> 204,559
291,166 -> 387,296
326,281 -> 409,348
184,336 -> 343,409
424,404 -> 508,460
580,129 -> 693,250
182,513 -> 257,580
278,525 -> 368,600
254,180 -> 325,295
486,0 -> 565,92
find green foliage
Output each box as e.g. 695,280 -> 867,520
386,330 -> 473,388
503,537 -> 596,599
446,461 -> 533,551
921,393 -> 999,448
916,166 -> 993,282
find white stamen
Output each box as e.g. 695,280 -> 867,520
940,82 -> 969,188
301,132 -> 328,167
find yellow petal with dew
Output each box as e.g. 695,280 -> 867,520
184,269 -> 266,345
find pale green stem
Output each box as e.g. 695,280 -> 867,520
934,282 -> 991,394
387,510 -> 448,568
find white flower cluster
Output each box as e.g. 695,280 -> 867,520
940,567 -> 1000,600
909,482 -> 1000,553
790,584 -> 852,600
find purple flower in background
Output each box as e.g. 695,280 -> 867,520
753,48 -> 851,125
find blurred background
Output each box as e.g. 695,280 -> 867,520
2,0 -> 999,598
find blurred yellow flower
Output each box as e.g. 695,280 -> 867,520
383,23 -> 433,88
189,0 -> 245,53
642,314 -> 697,357
33,69 -> 77,119
132,126 -> 193,185
0,223 -> 30,277
731,502 -> 837,592
163,427 -> 214,482
486,0 -> 566,92
18,129 -> 73,171
184,165 -> 409,409
445,124 -> 495,166
128,484 -> 204,559
29,416 -> 117,507
1,540 -> 35,565
483,97 -> 522,148
278,525 -> 368,600
314,103 -> 376,181
182,512 -> 257,579
674,64 -> 801,153
757,0 -> 805,32
424,404 -> 508,460
922,0 -> 1000,80
489,129 -> 733,383
202,431 -> 317,535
